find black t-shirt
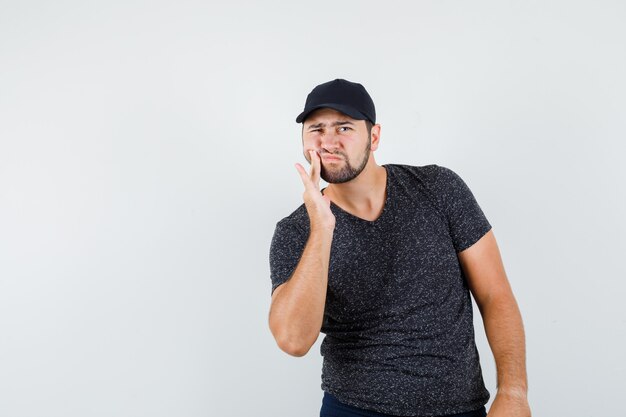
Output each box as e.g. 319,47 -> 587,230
269,163 -> 492,416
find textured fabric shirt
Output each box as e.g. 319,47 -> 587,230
268,163 -> 492,417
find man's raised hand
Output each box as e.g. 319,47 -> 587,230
294,150 -> 336,233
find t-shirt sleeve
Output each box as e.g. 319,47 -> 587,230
268,220 -> 307,296
432,165 -> 493,253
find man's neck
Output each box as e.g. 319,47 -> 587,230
323,163 -> 387,216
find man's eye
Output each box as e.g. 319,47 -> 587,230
339,127 -> 351,132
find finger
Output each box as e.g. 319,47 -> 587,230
295,163 -> 312,190
309,150 -> 320,186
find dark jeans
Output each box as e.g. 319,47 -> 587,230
319,391 -> 487,417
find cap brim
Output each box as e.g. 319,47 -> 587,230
295,103 -> 369,124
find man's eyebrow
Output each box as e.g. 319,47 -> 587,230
306,120 -> 355,130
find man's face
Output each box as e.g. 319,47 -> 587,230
301,108 -> 371,184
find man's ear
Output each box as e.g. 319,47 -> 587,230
370,124 -> 381,150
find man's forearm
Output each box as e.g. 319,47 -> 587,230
269,228 -> 333,356
479,291 -> 528,395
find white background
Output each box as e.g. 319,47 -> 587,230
1,1 -> 625,416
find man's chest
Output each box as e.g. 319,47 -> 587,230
325,197 -> 461,322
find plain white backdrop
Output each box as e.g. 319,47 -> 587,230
1,1 -> 624,416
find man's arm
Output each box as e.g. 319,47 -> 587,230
268,227 -> 333,357
268,149 -> 336,357
458,229 -> 531,416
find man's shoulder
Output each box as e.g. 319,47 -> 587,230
387,162 -> 446,183
387,163 -> 459,213
274,203 -> 309,236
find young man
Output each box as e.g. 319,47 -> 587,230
268,79 -> 531,417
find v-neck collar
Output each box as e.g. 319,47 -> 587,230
321,164 -> 391,225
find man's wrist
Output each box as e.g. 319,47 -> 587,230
496,385 -> 528,399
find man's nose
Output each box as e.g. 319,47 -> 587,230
319,130 -> 339,147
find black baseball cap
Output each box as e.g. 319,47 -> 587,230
295,78 -> 376,125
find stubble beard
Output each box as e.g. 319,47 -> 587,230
320,138 -> 372,184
